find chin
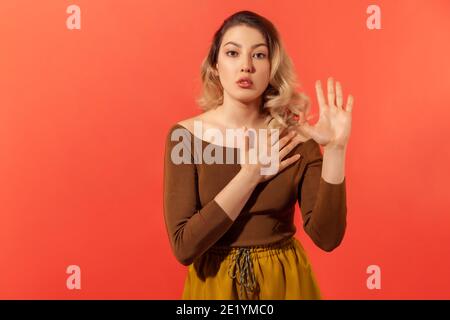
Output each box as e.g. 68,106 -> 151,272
235,96 -> 260,104
234,91 -> 262,101
224,88 -> 263,104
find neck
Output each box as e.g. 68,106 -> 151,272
215,96 -> 267,129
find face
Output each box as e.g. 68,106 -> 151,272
215,25 -> 271,105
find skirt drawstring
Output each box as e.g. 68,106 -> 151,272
227,248 -> 258,295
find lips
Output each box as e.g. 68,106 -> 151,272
236,77 -> 253,85
236,77 -> 253,88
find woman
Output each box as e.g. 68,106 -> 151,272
163,10 -> 353,300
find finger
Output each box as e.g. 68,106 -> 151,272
315,80 -> 327,111
278,154 -> 301,172
266,128 -> 288,162
278,137 -> 302,161
268,129 -> 282,151
276,129 -> 296,149
263,128 -> 276,157
268,127 -> 284,140
327,77 -> 335,107
336,81 -> 343,110
345,95 -> 354,112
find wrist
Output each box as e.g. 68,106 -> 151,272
324,142 -> 347,153
238,168 -> 260,188
322,144 -> 347,184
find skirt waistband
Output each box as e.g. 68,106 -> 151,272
208,236 -> 297,260
207,236 -> 297,296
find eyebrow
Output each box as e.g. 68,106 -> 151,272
223,41 -> 268,49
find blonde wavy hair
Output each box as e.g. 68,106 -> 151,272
196,10 -> 311,131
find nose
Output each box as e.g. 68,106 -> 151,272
240,55 -> 253,73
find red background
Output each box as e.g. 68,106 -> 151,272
1,0 -> 449,299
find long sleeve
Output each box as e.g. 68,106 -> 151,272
298,140 -> 347,252
163,126 -> 234,266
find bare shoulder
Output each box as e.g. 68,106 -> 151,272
176,116 -> 201,133
176,118 -> 195,132
176,110 -> 217,133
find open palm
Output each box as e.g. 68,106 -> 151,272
297,77 -> 354,148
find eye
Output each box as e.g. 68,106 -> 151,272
225,51 -> 267,59
225,50 -> 238,57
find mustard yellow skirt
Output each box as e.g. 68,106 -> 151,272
182,236 -> 322,300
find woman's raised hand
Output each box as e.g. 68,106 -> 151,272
297,77 -> 354,149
